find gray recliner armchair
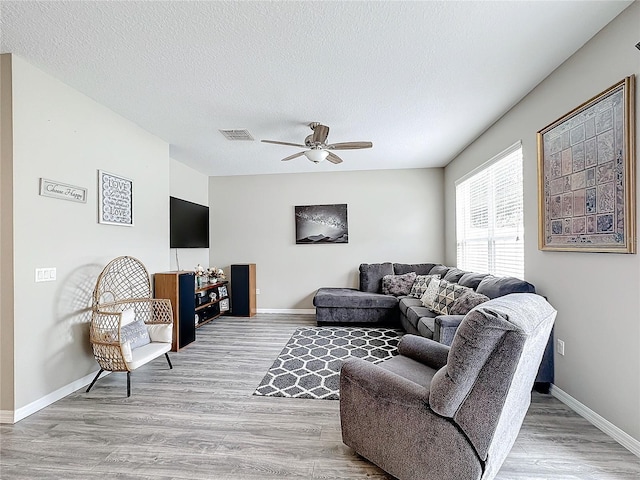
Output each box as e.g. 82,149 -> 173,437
340,293 -> 556,480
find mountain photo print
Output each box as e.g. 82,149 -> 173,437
295,204 -> 348,244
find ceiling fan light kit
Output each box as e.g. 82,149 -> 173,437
262,122 -> 372,165
304,149 -> 329,163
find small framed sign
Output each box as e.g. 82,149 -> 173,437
98,170 -> 134,226
39,178 -> 87,203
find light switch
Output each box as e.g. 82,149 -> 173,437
35,267 -> 57,282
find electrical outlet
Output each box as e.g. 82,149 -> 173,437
557,339 -> 565,356
256,288 -> 261,295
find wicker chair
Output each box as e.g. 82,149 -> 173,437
87,256 -> 174,397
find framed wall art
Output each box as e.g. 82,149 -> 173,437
39,178 -> 87,203
98,170 -> 134,226
295,204 -> 348,244
537,75 -> 635,253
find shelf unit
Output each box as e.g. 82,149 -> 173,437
194,280 -> 230,327
154,272 -> 230,352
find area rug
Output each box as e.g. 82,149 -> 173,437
253,326 -> 403,400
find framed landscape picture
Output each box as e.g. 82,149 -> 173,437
295,204 -> 348,244
537,76 -> 635,253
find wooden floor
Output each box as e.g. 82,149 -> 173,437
1,313 -> 639,479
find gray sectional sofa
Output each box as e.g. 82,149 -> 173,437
313,262 -> 554,389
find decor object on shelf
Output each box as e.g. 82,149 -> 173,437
340,294 -> 556,480
219,298 -> 230,312
207,267 -> 226,281
295,204 -> 348,244
194,264 -> 208,286
98,170 -> 133,226
87,256 -> 173,397
254,326 -> 402,400
537,75 -> 636,253
39,178 -> 87,203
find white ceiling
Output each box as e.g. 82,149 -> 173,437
0,1 -> 633,176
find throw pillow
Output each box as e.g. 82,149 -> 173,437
431,280 -> 471,315
449,291 -> 490,316
147,324 -> 173,343
121,319 -> 151,349
409,274 -> 441,298
420,278 -> 441,308
382,272 -> 417,296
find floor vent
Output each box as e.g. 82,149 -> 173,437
219,129 -> 254,141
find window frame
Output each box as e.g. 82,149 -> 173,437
455,141 -> 524,278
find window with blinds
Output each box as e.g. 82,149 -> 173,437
455,142 -> 524,279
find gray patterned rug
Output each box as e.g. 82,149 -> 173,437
253,326 -> 403,400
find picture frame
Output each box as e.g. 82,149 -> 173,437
219,298 -> 230,312
295,204 -> 348,244
98,170 -> 134,226
537,76 -> 635,253
218,285 -> 228,298
39,178 -> 87,203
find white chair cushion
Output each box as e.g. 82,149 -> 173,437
125,342 -> 171,370
121,341 -> 133,362
147,324 -> 172,343
121,308 -> 136,326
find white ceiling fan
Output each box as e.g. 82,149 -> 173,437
262,122 -> 373,164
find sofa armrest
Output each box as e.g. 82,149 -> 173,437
397,334 -> 450,370
340,357 -> 430,407
434,315 -> 465,346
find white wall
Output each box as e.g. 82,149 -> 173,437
210,168 -> 444,310
169,158 -> 209,271
6,54 -> 171,413
443,3 -> 640,441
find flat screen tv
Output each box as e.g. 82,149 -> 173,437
170,196 -> 210,248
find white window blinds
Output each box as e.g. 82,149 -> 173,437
456,142 -> 524,279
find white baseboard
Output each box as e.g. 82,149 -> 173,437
550,384 -> 640,457
0,369 -> 106,424
257,308 -> 316,314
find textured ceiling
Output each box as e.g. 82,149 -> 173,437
0,1 -> 633,176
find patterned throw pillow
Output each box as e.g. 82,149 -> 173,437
409,274 -> 441,298
121,319 -> 151,349
420,278 -> 441,308
449,291 -> 490,316
431,280 -> 471,315
382,272 -> 417,296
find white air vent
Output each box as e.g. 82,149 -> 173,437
219,129 -> 254,141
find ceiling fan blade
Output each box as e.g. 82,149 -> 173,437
327,152 -> 343,164
311,124 -> 330,144
281,151 -> 305,162
326,141 -> 373,150
262,139 -> 307,148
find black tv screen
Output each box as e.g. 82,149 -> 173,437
170,197 -> 210,248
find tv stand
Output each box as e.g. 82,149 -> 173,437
194,280 -> 230,327
154,272 -> 230,351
